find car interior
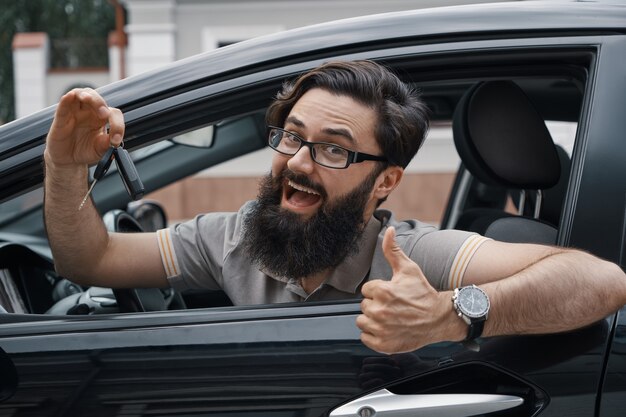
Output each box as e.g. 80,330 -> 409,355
0,50 -> 588,318
445,79 -> 570,244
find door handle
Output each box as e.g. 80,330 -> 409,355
330,388 -> 524,417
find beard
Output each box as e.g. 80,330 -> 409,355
242,167 -> 382,280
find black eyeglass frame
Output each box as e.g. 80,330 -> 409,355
267,126 -> 388,169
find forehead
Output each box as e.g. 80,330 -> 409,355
286,88 -> 378,149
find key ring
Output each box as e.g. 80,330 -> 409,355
104,123 -> 123,148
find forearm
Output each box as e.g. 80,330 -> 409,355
44,154 -> 111,283
481,250 -> 626,337
358,229 -> 626,354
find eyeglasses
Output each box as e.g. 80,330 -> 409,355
267,126 -> 388,169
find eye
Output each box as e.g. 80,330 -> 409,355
318,143 -> 348,159
285,132 -> 300,145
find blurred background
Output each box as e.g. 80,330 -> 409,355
1,0 -> 535,123
1,0 -> 547,225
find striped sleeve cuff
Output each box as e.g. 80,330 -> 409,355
447,235 -> 491,290
157,228 -> 181,279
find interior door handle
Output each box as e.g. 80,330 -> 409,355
330,389 -> 524,417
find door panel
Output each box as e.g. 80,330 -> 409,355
0,304 -> 612,417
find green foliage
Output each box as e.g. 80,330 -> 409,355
0,0 -> 115,123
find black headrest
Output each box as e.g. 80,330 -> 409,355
453,81 -> 560,190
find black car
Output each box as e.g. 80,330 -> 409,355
1,2 -> 626,416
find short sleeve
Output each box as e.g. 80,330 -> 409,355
156,203 -> 250,291
408,230 -> 491,290
370,211 -> 491,291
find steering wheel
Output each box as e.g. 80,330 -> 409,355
103,209 -> 185,313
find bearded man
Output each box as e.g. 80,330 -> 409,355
44,60 -> 626,354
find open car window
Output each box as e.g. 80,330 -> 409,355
0,43 -> 593,316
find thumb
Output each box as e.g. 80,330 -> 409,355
383,227 -> 419,279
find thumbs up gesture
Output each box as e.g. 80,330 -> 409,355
357,227 -> 463,353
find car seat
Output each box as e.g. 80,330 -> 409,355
451,80 -> 569,244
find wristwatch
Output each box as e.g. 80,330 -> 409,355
452,284 -> 490,342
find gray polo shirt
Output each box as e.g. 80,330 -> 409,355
157,201 -> 488,305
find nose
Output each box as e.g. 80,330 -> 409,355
287,145 -> 315,174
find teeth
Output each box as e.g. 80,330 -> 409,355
288,180 -> 320,195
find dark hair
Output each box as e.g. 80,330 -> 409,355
266,60 -> 430,168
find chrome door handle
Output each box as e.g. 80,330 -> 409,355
330,389 -> 524,417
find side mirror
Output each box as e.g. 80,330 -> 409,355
0,346 -> 17,402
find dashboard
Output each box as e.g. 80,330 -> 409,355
0,234 -> 58,314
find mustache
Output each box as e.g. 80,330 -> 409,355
280,169 -> 328,199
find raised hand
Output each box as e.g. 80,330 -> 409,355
44,88 -> 124,168
357,227 -> 464,353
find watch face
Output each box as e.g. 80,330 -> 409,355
457,286 -> 490,318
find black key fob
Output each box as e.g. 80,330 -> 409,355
94,146 -> 116,179
113,147 -> 145,200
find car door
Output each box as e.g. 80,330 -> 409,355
0,302 -> 613,416
0,31 -> 622,417
575,31 -> 626,417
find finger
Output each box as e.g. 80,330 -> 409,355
382,227 -> 424,281
75,88 -> 110,120
360,332 -> 390,354
107,107 -> 125,147
361,298 -> 379,320
359,298 -> 368,315
361,279 -> 383,299
55,90 -> 79,120
356,314 -> 377,334
50,90 -> 86,132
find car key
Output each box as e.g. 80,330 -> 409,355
113,146 -> 145,200
78,146 -> 116,210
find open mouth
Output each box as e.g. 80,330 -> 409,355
283,179 -> 323,208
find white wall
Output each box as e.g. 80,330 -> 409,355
46,71 -> 111,106
123,0 -> 177,76
13,34 -> 49,119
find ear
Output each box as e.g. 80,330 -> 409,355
373,166 -> 404,200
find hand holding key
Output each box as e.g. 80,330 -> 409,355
45,88 -> 124,168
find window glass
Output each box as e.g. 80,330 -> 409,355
0,188 -> 43,225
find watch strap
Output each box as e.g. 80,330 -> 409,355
466,317 -> 486,341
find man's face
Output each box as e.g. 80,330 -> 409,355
241,88 -> 392,279
270,88 -> 384,221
